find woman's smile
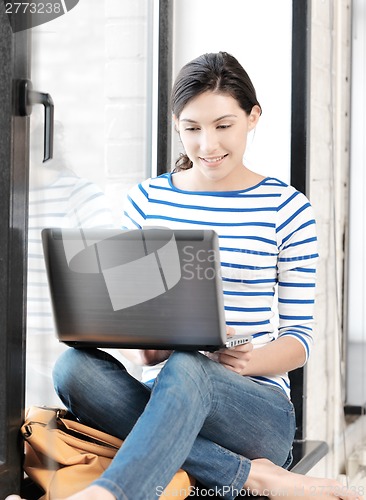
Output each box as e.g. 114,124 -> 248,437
199,154 -> 228,166
174,91 -> 261,190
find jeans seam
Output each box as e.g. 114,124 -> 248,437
197,353 -> 216,411
199,354 -> 238,421
161,352 -> 214,412
267,385 -> 295,409
94,478 -> 129,500
228,455 -> 251,498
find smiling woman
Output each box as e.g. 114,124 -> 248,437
172,52 -> 262,176
19,51 -> 357,500
173,91 -> 262,191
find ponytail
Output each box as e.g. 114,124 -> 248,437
173,153 -> 193,172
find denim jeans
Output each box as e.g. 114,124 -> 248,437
53,349 -> 296,500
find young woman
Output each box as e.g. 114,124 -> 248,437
7,52 -> 360,500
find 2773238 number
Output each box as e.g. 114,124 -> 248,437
5,2 -> 62,14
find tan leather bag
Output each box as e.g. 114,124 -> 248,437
21,406 -> 194,499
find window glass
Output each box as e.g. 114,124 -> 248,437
347,0 -> 366,407
27,0 -> 152,406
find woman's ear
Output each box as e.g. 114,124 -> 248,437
173,114 -> 179,133
248,105 -> 261,131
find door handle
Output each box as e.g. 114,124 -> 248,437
17,79 -> 54,162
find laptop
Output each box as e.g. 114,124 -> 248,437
41,227 -> 251,351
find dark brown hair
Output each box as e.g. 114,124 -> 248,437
171,51 -> 262,171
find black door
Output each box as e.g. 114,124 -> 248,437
0,3 -> 30,496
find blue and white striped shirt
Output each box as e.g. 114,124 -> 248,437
122,173 -> 318,396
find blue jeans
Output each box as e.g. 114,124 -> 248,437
53,349 -> 296,500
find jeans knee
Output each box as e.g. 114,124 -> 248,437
163,351 -> 211,389
52,348 -> 90,399
166,350 -> 200,370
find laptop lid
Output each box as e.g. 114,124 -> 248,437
42,227 -> 227,350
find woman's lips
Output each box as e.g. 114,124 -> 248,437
199,154 -> 228,166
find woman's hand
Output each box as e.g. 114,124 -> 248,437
217,341 -> 253,375
206,326 -> 253,375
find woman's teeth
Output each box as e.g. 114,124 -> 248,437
202,155 -> 226,163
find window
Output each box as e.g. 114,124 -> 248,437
26,0 -> 170,406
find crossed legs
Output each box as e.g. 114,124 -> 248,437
51,348 -> 295,499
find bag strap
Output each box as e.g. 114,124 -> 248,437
24,406 -> 123,450
58,417 -> 123,449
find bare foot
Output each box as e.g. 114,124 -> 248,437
244,458 -> 363,500
55,485 -> 116,500
5,486 -> 115,500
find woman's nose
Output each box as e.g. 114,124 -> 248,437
200,130 -> 218,154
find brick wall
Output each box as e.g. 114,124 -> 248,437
306,0 -> 360,477
104,0 -> 150,219
31,0 -> 150,222
32,0 -> 106,189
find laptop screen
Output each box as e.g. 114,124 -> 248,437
42,228 -> 227,350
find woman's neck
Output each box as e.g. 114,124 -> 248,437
171,166 -> 266,192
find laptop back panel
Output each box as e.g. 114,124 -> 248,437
42,228 -> 227,350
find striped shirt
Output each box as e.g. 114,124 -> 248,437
27,172 -> 115,336
121,173 -> 318,397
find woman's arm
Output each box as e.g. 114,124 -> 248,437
216,336 -> 305,376
219,189 -> 318,377
119,349 -> 173,366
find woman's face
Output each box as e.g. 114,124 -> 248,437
174,91 -> 260,188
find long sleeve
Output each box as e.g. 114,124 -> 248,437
276,188 -> 318,363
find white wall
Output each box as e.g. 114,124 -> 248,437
348,0 -> 366,343
172,0 -> 293,183
305,0 -> 363,477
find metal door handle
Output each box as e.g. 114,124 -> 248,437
17,79 -> 54,162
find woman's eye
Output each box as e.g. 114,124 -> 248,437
185,127 -> 199,131
217,124 -> 231,129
